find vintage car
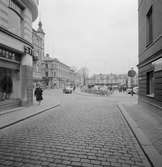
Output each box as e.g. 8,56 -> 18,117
63,86 -> 73,94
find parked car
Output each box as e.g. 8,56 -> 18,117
127,87 -> 138,94
133,87 -> 138,94
63,86 -> 73,94
127,88 -> 135,94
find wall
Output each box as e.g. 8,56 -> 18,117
0,0 -> 38,105
138,0 -> 162,107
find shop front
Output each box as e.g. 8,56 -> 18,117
0,45 -> 21,102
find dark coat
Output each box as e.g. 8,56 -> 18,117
0,75 -> 13,94
34,87 -> 43,101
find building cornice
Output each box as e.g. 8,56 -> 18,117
137,49 -> 162,68
138,35 -> 162,57
0,26 -> 33,48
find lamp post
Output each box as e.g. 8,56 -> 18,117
128,67 -> 136,96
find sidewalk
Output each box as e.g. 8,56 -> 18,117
118,100 -> 162,167
124,103 -> 162,155
0,89 -> 60,129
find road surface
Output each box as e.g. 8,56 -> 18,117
0,91 -> 150,167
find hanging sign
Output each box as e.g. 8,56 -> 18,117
24,46 -> 33,56
128,69 -> 136,77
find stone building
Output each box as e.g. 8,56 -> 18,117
138,0 -> 162,108
32,21 -> 45,86
0,0 -> 39,108
43,54 -> 76,89
88,74 -> 128,87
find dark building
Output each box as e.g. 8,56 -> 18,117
138,0 -> 162,108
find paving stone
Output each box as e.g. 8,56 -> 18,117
71,161 -> 82,166
90,160 -> 101,165
62,160 -> 71,165
0,93 -> 151,167
81,163 -> 93,167
71,157 -> 80,162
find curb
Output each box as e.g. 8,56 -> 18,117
0,107 -> 25,116
0,104 -> 60,130
117,103 -> 162,167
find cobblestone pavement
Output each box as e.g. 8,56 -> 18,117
0,93 -> 150,167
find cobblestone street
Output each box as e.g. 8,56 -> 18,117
0,92 -> 150,167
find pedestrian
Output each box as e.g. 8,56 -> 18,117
0,73 -> 13,100
73,85 -> 76,91
34,84 -> 43,105
109,86 -> 113,94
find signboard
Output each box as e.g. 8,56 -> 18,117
24,46 -> 33,56
152,58 -> 162,72
128,69 -> 136,77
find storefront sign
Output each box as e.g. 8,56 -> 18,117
152,58 -> 162,72
24,46 -> 33,56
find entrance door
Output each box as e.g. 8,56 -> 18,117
0,68 -> 12,101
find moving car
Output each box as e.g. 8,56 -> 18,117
63,86 -> 73,94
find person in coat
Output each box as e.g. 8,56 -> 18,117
34,84 -> 43,105
0,74 -> 13,100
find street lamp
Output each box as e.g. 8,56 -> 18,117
128,67 -> 136,96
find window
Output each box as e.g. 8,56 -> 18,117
146,6 -> 153,45
146,71 -> 154,96
9,0 -> 24,17
8,0 -> 24,36
54,71 -> 56,77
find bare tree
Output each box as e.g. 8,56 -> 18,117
78,67 -> 89,86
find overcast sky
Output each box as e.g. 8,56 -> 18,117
33,0 -> 138,75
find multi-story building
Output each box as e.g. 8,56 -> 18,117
43,54 -> 76,89
32,21 -> 45,85
138,0 -> 162,108
0,0 -> 39,107
88,74 -> 128,87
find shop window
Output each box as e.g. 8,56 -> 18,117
0,47 -> 20,62
146,71 -> 154,96
146,6 -> 153,46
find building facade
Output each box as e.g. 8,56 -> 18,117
138,0 -> 162,108
0,0 -> 39,106
87,74 -> 128,87
43,54 -> 76,89
32,21 -> 45,85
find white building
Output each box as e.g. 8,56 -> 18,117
43,54 -> 76,89
0,0 -> 39,108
